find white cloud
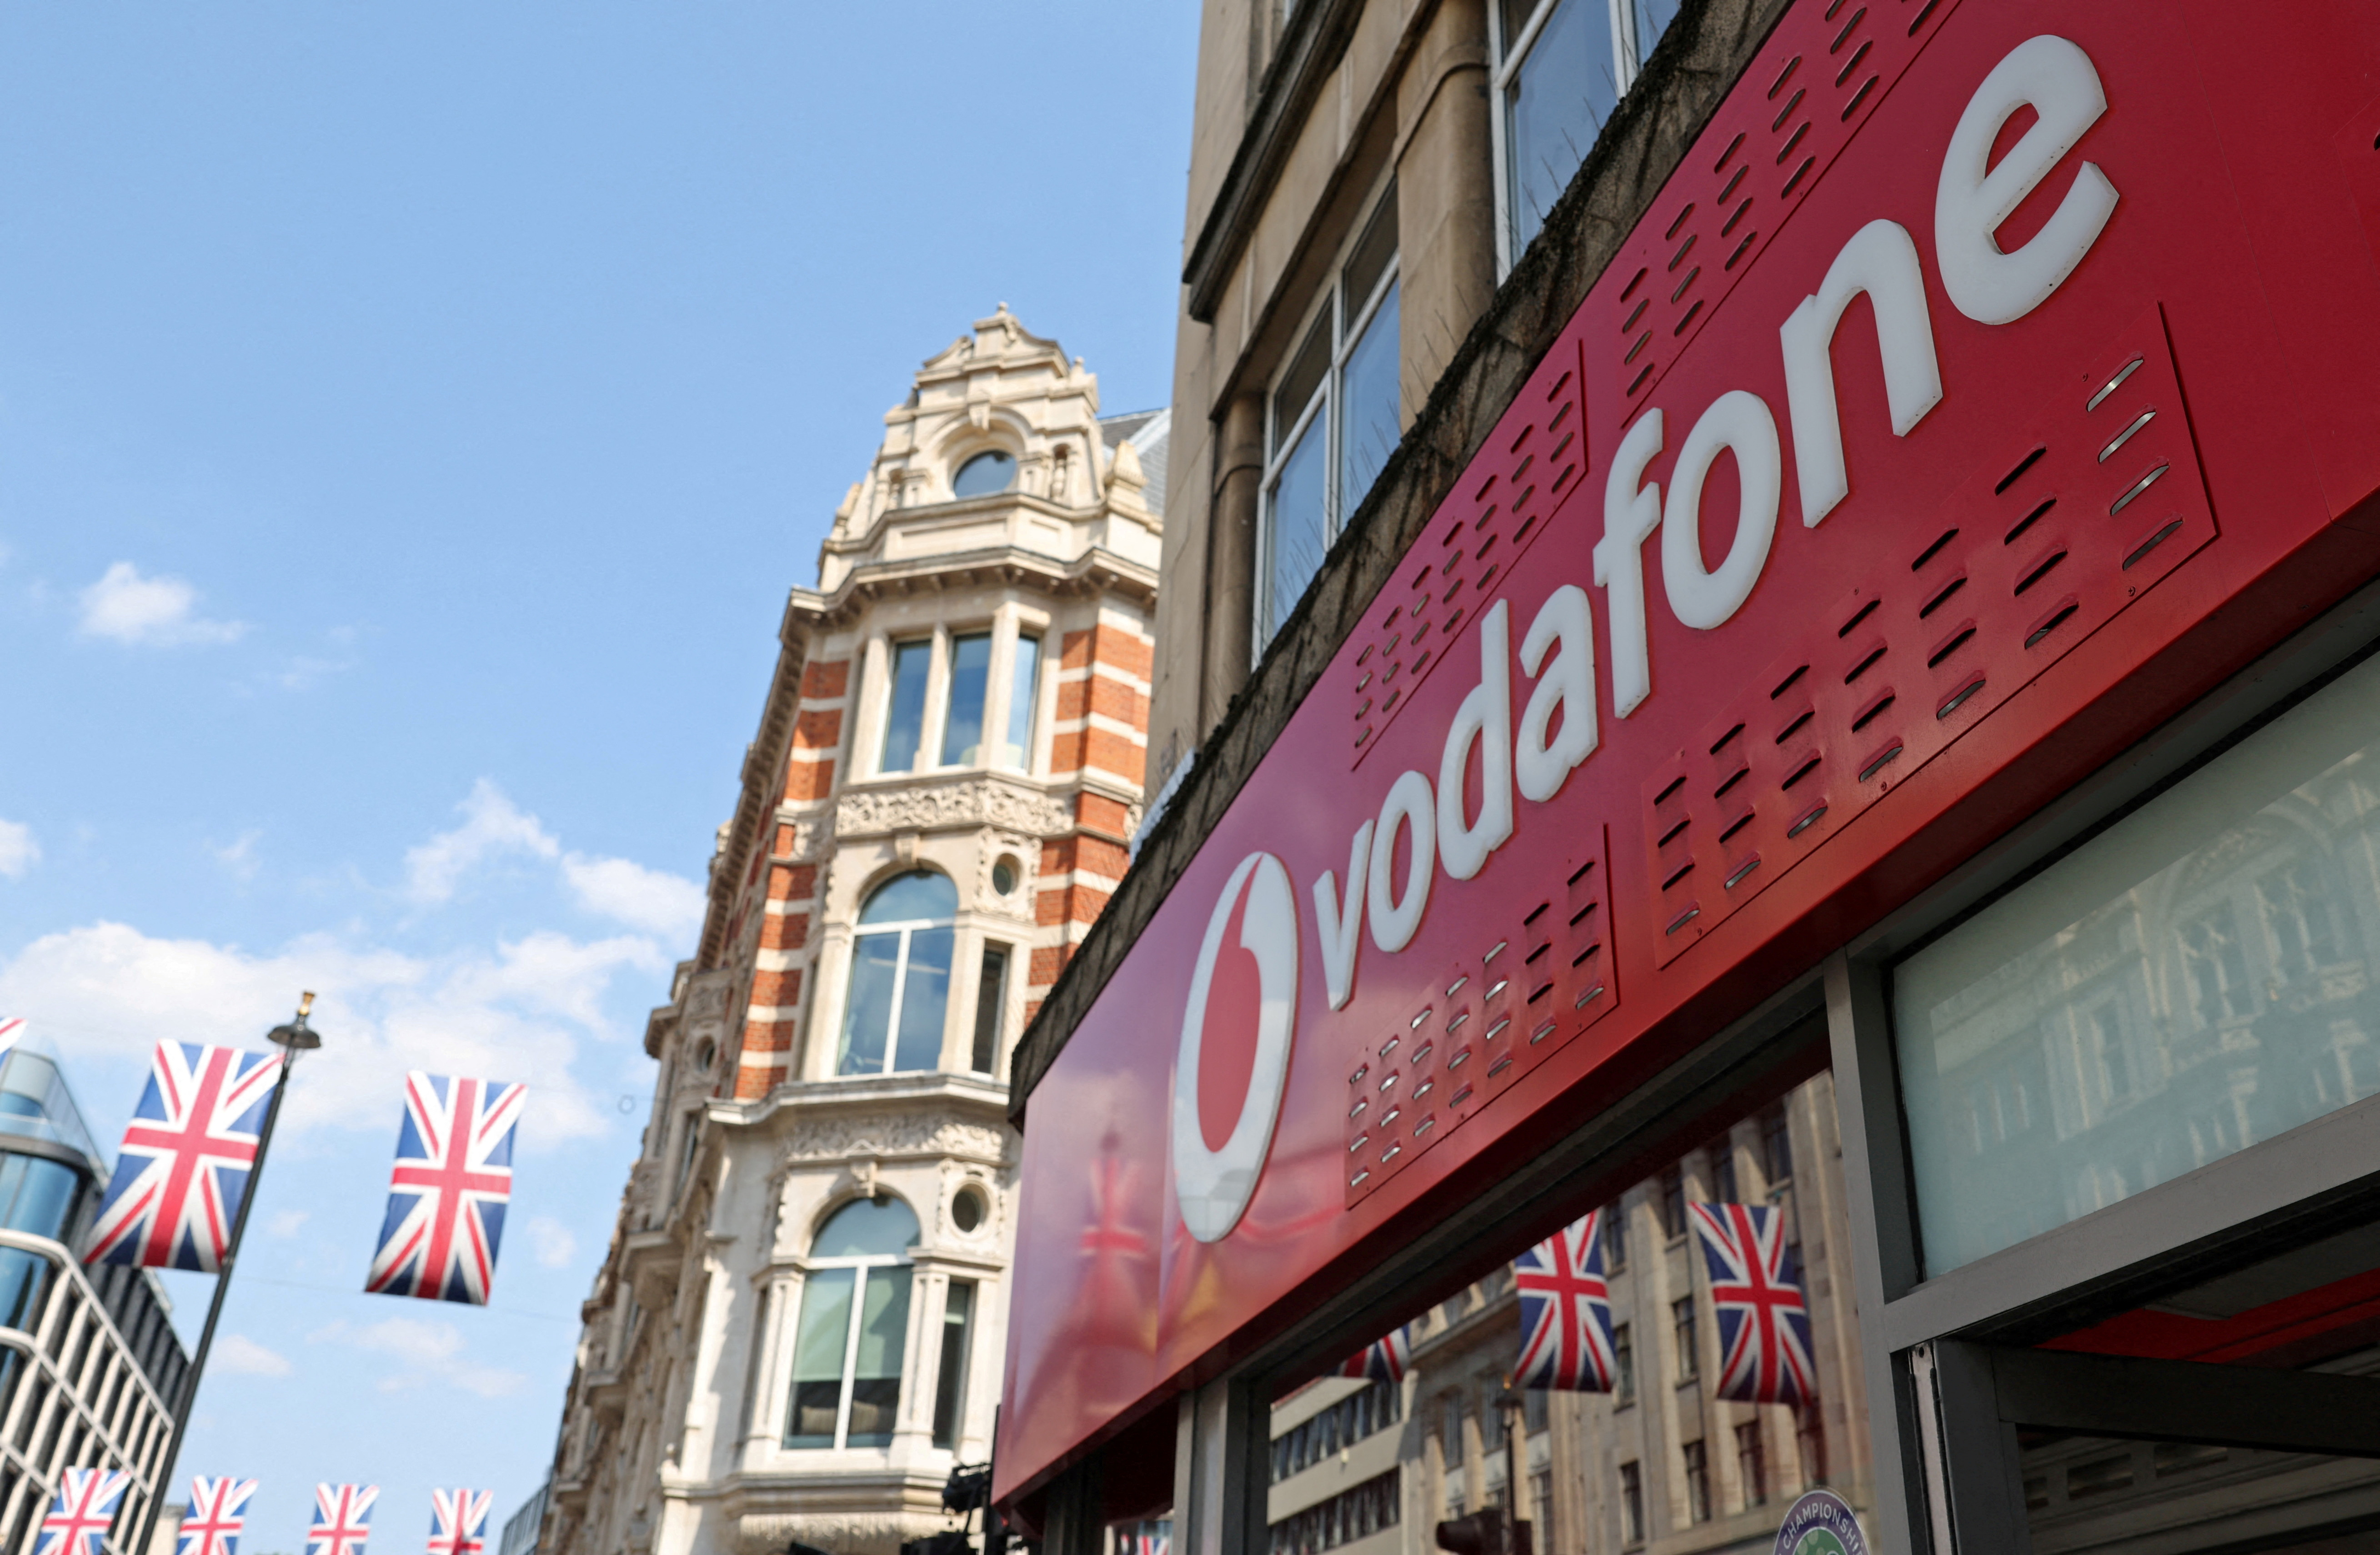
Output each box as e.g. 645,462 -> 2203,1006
308,1317 -> 525,1398
268,1209 -> 310,1239
527,1215 -> 577,1269
404,779 -> 558,904
563,853 -> 704,940
215,1334 -> 292,1377
0,919 -> 638,1147
0,820 -> 36,880
78,562 -> 247,647
211,829 -> 262,882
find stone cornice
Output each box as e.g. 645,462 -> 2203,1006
791,542 -> 1158,625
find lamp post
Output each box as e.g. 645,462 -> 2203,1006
127,994 -> 321,1555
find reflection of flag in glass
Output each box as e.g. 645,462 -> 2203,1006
178,1477 -> 257,1555
86,1042 -> 280,1273
1335,1324 -> 1411,1383
1514,1210 -> 1617,1390
366,1073 -> 524,1305
1134,1523 -> 1172,1555
36,1468 -> 130,1555
425,1490 -> 491,1555
0,1016 -> 24,1056
308,1483 -> 379,1555
1689,1202 -> 1817,1405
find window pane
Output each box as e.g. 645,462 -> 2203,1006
838,933 -> 902,1076
847,1266 -> 912,1446
813,1195 -> 920,1258
1895,651 -> 2380,1274
952,450 -> 1016,498
1273,313 -> 1333,462
1507,0 -> 1620,256
972,946 -> 1009,1075
786,1267 -> 855,1448
940,632 -> 993,767
1632,0 -> 1682,67
879,640 -> 933,773
932,1280 -> 974,1449
1338,281 -> 1401,519
1342,185 -> 1399,315
859,870 -> 957,924
1001,634 -> 1042,769
1264,417 -> 1329,645
894,927 -> 954,1073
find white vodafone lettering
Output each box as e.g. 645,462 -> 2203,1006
1516,584 -> 1598,803
1237,35 -> 2124,1159
1662,390 -> 1783,631
1368,769 -> 1436,953
1313,819 -> 1373,1010
1594,410 -> 1665,718
1780,219 -> 1944,528
1173,852 -> 1299,1244
1437,600 -> 1515,880
1935,35 -> 2119,326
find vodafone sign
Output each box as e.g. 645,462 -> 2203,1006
1004,0 -> 2380,1505
1173,853 -> 1298,1242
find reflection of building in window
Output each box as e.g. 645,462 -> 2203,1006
1618,1461 -> 1643,1545
1612,1321 -> 1634,1405
2258,856 -> 2340,982
1735,1420 -> 1768,1508
1681,1439 -> 1710,1524
1671,1297 -> 1698,1384
929,1279 -> 973,1449
785,1196 -> 918,1449
2178,909 -> 2255,1026
1266,1470 -> 1399,1555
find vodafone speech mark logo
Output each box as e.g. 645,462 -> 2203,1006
1173,852 -> 1299,1243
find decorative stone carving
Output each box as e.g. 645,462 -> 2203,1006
977,831 -> 1037,921
834,778 -> 1071,841
773,1112 -> 1010,1169
736,1512 -> 951,1555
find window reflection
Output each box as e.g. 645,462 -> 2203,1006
1897,652 -> 2380,1273
838,873 -> 959,1077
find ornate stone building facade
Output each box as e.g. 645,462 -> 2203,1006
544,309 -> 1162,1555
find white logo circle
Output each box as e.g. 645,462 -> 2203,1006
1172,851 -> 1299,1243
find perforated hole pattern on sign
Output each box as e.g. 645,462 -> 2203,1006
1641,304 -> 2217,967
1609,0 -> 1954,410
1347,830 -> 1617,1204
1352,343 -> 1585,765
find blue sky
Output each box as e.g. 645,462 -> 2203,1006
0,5 -> 1195,1547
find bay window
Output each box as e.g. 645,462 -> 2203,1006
872,623 -> 1045,776
1258,184 -> 1401,651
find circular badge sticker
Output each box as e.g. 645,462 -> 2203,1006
1773,1488 -> 1866,1555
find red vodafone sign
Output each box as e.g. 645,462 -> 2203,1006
999,0 -> 2380,1506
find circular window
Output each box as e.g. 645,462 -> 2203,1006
992,855 -> 1022,896
694,1040 -> 716,1074
952,451 -> 1017,498
952,1184 -> 989,1234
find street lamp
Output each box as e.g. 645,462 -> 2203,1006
130,993 -> 321,1555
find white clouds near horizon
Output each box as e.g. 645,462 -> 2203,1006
408,778 -> 704,939
307,1316 -> 525,1399
215,1334 -> 293,1377
78,562 -> 248,647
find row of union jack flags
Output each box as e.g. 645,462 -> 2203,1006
1333,1201 -> 1815,1406
37,1473 -> 487,1555
76,1037 -> 527,1306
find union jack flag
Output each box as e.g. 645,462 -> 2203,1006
36,1468 -> 130,1555
179,1477 -> 257,1555
86,1042 -> 280,1272
426,1489 -> 491,1555
309,1483 -> 379,1555
1514,1210 -> 1618,1390
1335,1324 -> 1411,1383
366,1073 -> 525,1305
1689,1202 -> 1817,1405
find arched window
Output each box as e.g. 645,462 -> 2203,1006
840,872 -> 957,1076
786,1195 -> 920,1449
952,450 -> 1016,498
